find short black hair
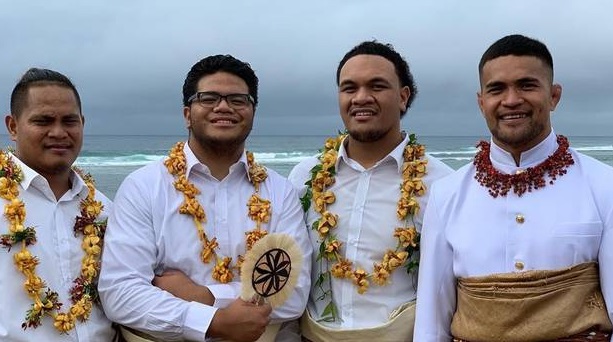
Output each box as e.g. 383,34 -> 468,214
479,34 -> 554,79
10,68 -> 82,117
182,54 -> 259,107
337,40 -> 417,116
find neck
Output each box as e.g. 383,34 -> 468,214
188,139 -> 243,180
345,131 -> 404,169
44,172 -> 72,200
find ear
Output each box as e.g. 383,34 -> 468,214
81,114 -> 85,127
183,106 -> 192,130
399,86 -> 410,113
5,115 -> 17,142
477,91 -> 485,117
550,83 -> 562,111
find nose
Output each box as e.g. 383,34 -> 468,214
351,87 -> 374,105
501,87 -> 524,107
48,123 -> 69,138
213,97 -> 233,112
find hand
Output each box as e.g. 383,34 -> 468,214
152,269 -> 214,305
207,298 -> 273,342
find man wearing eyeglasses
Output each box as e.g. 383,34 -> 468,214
99,55 -> 311,342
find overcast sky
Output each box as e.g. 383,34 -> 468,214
1,0 -> 612,137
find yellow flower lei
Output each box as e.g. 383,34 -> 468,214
300,133 -> 427,321
0,150 -> 106,333
164,142 -> 270,283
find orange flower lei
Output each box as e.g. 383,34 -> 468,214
0,150 -> 106,333
164,142 -> 270,283
301,133 -> 427,321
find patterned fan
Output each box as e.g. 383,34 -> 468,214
240,233 -> 303,308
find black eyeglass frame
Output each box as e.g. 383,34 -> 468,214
187,91 -> 255,108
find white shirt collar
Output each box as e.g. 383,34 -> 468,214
9,152 -> 88,200
489,129 -> 559,172
337,132 -> 409,173
182,142 -> 251,181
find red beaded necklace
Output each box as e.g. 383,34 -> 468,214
474,135 -> 574,198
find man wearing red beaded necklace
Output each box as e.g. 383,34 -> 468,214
0,68 -> 114,341
414,34 -> 613,341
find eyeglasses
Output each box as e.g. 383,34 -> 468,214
188,91 -> 254,109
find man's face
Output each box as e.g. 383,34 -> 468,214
338,55 -> 409,143
183,71 -> 254,153
6,84 -> 83,178
478,55 -> 561,155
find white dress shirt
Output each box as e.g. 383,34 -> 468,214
414,131 -> 613,341
288,134 -> 453,329
98,142 -> 312,341
0,154 -> 114,342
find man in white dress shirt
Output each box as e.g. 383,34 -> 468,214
414,34 -> 613,341
98,55 -> 311,342
0,68 -> 114,341
288,41 -> 452,341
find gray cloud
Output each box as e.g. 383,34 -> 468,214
1,0 -> 612,137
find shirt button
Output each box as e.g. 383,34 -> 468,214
516,214 -> 525,224
515,261 -> 525,271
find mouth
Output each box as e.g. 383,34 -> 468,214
210,117 -> 239,124
46,144 -> 72,151
349,108 -> 376,118
499,111 -> 529,121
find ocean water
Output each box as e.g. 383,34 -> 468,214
2,134 -> 612,199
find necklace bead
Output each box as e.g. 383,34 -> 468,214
474,135 -> 574,198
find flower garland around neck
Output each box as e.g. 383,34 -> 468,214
300,133 -> 427,322
164,142 -> 270,283
0,149 -> 107,334
474,135 -> 574,198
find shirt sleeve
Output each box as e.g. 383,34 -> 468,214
413,184 -> 456,341
98,173 -> 213,342
288,157 -> 318,195
207,282 -> 241,308
267,180 -> 312,323
598,190 -> 613,342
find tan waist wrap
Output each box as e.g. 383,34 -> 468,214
450,262 -> 612,342
120,323 -> 281,342
301,301 -> 415,342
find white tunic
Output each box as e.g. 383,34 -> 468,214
0,154 -> 114,342
414,131 -> 613,341
98,142 -> 312,341
289,134 -> 453,330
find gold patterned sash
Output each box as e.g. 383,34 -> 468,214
301,301 -> 415,342
451,262 -> 612,342
120,323 -> 281,342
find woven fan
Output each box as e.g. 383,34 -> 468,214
240,233 -> 303,308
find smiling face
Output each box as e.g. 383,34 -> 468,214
338,54 -> 409,144
478,55 -> 561,156
5,84 -> 83,179
183,71 -> 254,156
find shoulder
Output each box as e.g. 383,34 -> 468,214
572,150 -> 613,195
573,149 -> 613,178
430,162 -> 475,197
116,159 -> 169,197
424,153 -> 454,181
94,188 -> 113,207
287,155 -> 320,191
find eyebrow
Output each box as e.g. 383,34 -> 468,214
485,76 -> 541,88
339,76 -> 392,87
